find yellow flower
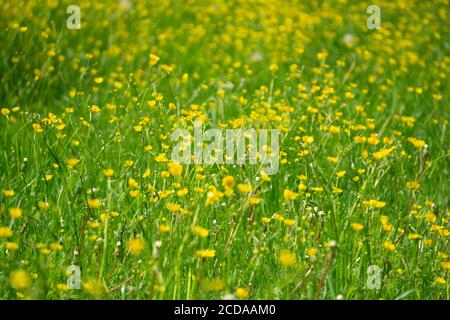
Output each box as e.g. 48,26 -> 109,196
283,219 -> 296,227
203,279 -> 225,291
161,171 -> 170,178
336,170 -> 346,177
196,249 -> 216,258
327,156 -> 338,164
373,147 -> 394,160
177,188 -> 188,196
159,224 -> 170,233
32,123 -> 43,133
302,135 -> 314,144
367,134 -> 379,145
9,208 -> 22,219
235,288 -> 249,299
269,63 -> 278,72
57,283 -> 69,292
237,183 -> 252,193
40,248 -> 50,255
274,213 -> 284,221
129,190 -> 140,198
94,77 -> 104,84
434,277 -> 446,285
406,181 -> 420,190
6,242 -> 19,250
363,199 -> 386,209
441,262 -> 450,269
316,51 -> 328,61
407,137 -> 426,149
332,187 -> 343,194
351,223 -> 364,232
110,211 -> 120,218
143,168 -> 151,178
168,162 -> 183,176
222,176 -> 236,188
103,168 -> 114,177
10,270 -> 31,289
329,125 -> 340,134
248,197 -> 261,205
66,158 -> 79,169
127,238 -> 145,255
261,217 -> 271,223
83,279 -> 105,296
50,242 -> 63,251
283,189 -> 298,201
383,241 -> 396,251
426,211 -> 436,223
38,201 -> 49,209
260,172 -> 271,182
193,225 -> 209,237
125,160 -> 135,167
2,189 -> 15,197
87,199 -> 102,209
167,203 -> 181,213
90,105 -> 101,113
155,153 -> 168,163
0,226 -> 13,238
278,250 -> 296,266
206,187 -> 223,205
128,178 -> 139,188
149,53 -> 160,66
306,247 -> 318,257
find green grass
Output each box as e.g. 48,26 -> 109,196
0,0 -> 449,299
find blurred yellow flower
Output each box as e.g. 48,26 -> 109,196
222,176 -> 236,188
2,189 -> 15,197
9,208 -> 22,219
87,199 -> 102,209
278,250 -> 296,266
10,269 -> 31,289
66,158 -> 80,169
363,199 -> 386,209
406,181 -> 420,190
193,225 -> 209,237
0,226 -> 13,238
128,238 -> 145,255
6,242 -> 19,250
149,53 -> 160,66
235,287 -> 249,299
351,223 -> 364,232
196,249 -> 216,258
306,247 -> 318,257
237,184 -> 252,193
128,177 -> 139,188
168,162 -> 183,176
283,189 -> 298,200
159,224 -> 170,233
383,241 -> 396,251
103,168 -> 114,177
38,201 -> 49,209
